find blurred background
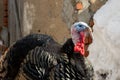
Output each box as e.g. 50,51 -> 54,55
0,0 -> 107,54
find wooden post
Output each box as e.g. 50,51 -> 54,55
3,0 -> 8,27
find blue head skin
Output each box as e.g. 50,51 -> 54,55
73,22 -> 88,33
71,22 -> 92,44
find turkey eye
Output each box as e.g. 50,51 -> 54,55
78,24 -> 82,27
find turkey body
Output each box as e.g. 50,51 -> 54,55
0,34 -> 94,80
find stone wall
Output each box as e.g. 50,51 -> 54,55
62,0 -> 74,28
0,0 -> 108,46
62,0 -> 108,28
7,0 -> 70,45
23,0 -> 70,44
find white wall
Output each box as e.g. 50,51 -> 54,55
88,0 -> 120,80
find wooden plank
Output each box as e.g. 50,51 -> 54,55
8,0 -> 24,45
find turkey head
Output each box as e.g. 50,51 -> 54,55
71,22 -> 93,57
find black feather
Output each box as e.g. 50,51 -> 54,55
0,34 -> 94,80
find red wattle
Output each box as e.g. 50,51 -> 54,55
74,45 -> 81,52
74,31 -> 85,56
74,43 -> 85,56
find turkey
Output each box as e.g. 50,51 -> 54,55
0,22 -> 94,80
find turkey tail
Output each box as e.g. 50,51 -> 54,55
0,34 -> 55,79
